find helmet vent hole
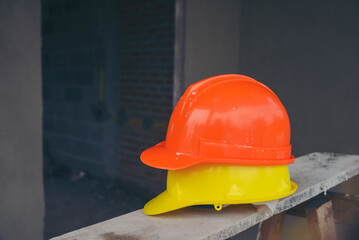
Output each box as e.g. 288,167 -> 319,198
214,204 -> 222,211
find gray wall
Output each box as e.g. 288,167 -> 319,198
183,0 -> 241,88
182,0 -> 359,157
0,0 -> 44,239
238,0 -> 359,156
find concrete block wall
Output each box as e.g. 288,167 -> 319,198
42,0 -> 106,175
42,0 -> 175,194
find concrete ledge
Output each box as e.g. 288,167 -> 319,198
52,152 -> 359,240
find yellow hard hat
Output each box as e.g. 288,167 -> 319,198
144,163 -> 297,215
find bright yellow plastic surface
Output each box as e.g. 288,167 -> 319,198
144,163 -> 297,215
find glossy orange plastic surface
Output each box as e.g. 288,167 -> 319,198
141,74 -> 294,170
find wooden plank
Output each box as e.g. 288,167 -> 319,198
52,153 -> 359,240
305,198 -> 337,240
330,197 -> 359,225
256,212 -> 286,240
286,191 -> 359,225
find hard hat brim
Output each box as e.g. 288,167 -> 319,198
143,190 -> 200,215
141,141 -> 295,170
144,181 -> 298,215
140,141 -> 201,170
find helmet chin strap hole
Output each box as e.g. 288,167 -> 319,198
214,204 -> 222,211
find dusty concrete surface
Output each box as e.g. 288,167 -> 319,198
52,153 -> 359,240
0,0 -> 44,239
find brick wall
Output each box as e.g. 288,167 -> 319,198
116,0 -> 175,194
42,0 -> 175,195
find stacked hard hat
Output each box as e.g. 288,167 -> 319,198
141,74 -> 297,215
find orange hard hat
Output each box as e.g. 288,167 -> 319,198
141,74 -> 294,170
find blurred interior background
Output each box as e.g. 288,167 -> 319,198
0,0 -> 359,239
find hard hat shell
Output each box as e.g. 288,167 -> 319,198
144,163 -> 297,215
141,74 -> 294,170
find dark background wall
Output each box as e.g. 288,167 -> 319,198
0,0 -> 44,239
42,0 -> 174,194
117,0 -> 174,194
182,0 -> 359,158
183,0 -> 241,89
42,0 -> 359,198
42,0 -> 107,176
238,0 -> 359,156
